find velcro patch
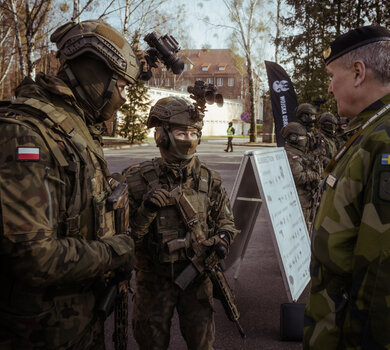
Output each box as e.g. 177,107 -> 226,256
381,154 -> 390,165
17,147 -> 40,161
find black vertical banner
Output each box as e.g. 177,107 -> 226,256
265,61 -> 298,146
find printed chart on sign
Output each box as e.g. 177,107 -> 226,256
253,149 -> 310,301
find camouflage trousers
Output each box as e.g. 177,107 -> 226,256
132,269 -> 215,350
0,312 -> 104,350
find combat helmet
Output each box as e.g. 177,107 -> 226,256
147,96 -> 204,161
295,103 -> 317,130
147,97 -> 204,130
319,112 -> 338,135
281,122 -> 308,151
51,20 -> 139,83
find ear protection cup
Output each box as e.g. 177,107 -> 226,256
155,126 -> 170,149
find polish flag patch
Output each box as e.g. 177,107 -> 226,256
17,147 -> 40,161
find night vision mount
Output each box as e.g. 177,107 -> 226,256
138,32 -> 184,81
187,80 -> 224,115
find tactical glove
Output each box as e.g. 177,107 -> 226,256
202,232 -> 230,259
143,188 -> 171,211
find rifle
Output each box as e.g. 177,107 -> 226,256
102,180 -> 132,350
97,275 -> 130,350
167,187 -> 245,338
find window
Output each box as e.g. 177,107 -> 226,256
217,78 -> 223,86
166,78 -> 170,87
228,78 -> 234,86
206,78 -> 213,84
218,66 -> 226,71
202,66 -> 209,71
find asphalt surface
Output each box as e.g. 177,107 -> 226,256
103,140 -> 308,350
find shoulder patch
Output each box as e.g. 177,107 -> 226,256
292,155 -> 299,160
17,147 -> 40,161
381,154 -> 390,165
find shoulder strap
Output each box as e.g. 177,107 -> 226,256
139,159 -> 161,188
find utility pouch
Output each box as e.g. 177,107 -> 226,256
107,183 -> 130,235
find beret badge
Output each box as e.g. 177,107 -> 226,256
323,47 -> 332,60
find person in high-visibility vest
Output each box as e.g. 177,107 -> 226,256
224,121 -> 235,152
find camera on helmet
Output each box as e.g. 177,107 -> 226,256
187,81 -> 224,114
139,32 -> 184,81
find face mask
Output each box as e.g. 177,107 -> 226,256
67,56 -> 126,123
159,130 -> 199,162
322,123 -> 336,135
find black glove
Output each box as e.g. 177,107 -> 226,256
143,188 -> 171,211
202,232 -> 230,259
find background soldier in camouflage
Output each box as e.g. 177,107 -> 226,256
317,112 -> 339,168
336,116 -> 354,149
123,96 -> 239,350
304,25 -> 390,349
281,122 -> 321,229
295,103 -> 319,153
0,20 -> 138,349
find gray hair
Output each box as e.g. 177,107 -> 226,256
337,41 -> 390,84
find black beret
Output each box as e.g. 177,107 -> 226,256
323,25 -> 390,65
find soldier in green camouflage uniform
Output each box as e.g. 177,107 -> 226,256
295,103 -> 319,153
304,25 -> 390,349
123,97 -> 239,350
281,122 -> 321,229
317,112 -> 339,168
0,20 -> 139,349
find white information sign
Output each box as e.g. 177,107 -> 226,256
253,149 -> 311,301
225,148 -> 311,302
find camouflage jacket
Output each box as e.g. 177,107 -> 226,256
317,132 -> 338,169
0,74 -> 133,349
123,157 -> 238,275
304,94 -> 390,349
284,144 -> 321,210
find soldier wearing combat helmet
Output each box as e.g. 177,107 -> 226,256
281,122 -> 321,228
295,103 -> 322,154
0,20 -> 139,349
304,25 -> 390,349
123,96 -> 239,349
317,112 -> 339,168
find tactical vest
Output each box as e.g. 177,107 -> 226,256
0,95 -> 115,240
126,158 -> 221,264
227,126 -> 234,137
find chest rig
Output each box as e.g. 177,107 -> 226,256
0,96 -> 115,240
128,158 -> 217,264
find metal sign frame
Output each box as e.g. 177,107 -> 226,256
223,148 -> 311,302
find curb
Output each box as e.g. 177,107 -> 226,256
103,143 -> 149,151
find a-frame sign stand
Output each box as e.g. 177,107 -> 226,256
223,148 -> 311,340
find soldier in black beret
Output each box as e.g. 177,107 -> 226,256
304,25 -> 390,349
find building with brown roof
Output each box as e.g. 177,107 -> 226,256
147,49 -> 245,100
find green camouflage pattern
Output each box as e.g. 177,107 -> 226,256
285,143 -> 322,224
317,132 -> 338,168
0,74 -> 134,349
304,94 -> 390,349
133,269 -> 215,350
123,156 -> 238,349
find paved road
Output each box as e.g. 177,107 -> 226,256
103,140 -> 308,350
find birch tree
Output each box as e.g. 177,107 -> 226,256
223,0 -> 267,142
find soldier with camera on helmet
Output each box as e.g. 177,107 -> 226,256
122,96 -> 239,350
0,20 -> 143,349
282,122 -> 322,229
